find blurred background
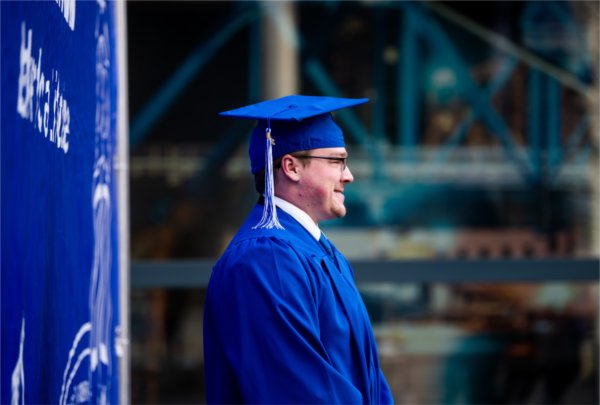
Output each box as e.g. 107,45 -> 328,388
126,1 -> 599,403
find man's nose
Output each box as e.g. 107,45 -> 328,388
342,166 -> 354,183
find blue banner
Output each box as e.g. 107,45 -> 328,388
1,1 -> 122,403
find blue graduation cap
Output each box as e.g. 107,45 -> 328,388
220,94 -> 368,230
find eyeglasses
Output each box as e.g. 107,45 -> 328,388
293,154 -> 348,173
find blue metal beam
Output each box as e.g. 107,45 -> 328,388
548,116 -> 590,182
247,15 -> 262,103
304,58 -> 385,180
131,258 -> 599,288
404,3 -> 534,181
372,7 -> 387,144
546,76 -> 561,171
486,56 -> 519,96
129,8 -> 258,149
398,8 -> 419,161
528,68 -> 543,179
436,57 -> 518,163
185,121 -> 252,196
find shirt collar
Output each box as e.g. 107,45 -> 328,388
273,196 -> 321,241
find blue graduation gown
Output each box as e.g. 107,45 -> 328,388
204,205 -> 393,404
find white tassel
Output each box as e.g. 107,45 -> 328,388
253,126 -> 284,230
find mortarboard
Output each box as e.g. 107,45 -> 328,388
219,94 -> 368,230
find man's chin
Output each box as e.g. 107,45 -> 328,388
334,207 -> 347,218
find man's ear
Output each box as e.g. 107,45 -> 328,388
280,154 -> 301,182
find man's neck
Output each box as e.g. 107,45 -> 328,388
272,196 -> 321,240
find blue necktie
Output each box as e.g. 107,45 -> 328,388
321,234 -> 351,280
319,233 -> 332,254
320,234 -> 340,266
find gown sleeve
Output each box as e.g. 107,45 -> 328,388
205,236 -> 364,404
379,368 -> 394,404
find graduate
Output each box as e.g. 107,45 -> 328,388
204,95 -> 393,404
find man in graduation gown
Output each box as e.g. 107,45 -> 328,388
204,95 -> 393,404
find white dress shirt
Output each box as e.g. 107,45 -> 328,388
273,196 -> 322,241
